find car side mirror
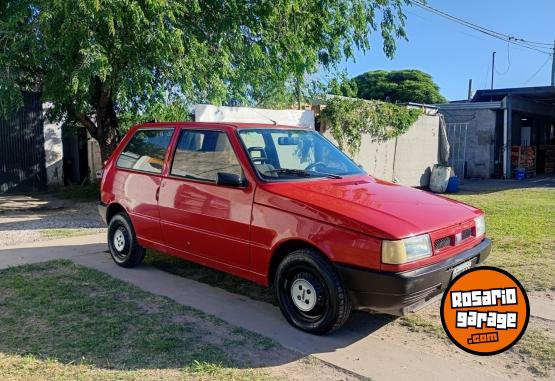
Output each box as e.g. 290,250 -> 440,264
217,172 -> 247,187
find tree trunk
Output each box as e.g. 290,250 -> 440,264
78,78 -> 121,163
78,111 -> 119,163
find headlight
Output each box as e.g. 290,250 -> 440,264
474,215 -> 486,237
382,234 -> 432,264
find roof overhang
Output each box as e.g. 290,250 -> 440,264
436,101 -> 503,110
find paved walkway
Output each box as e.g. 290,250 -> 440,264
1,234 -> 549,380
459,174 -> 555,194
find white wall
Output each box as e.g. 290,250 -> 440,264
43,104 -> 64,187
87,133 -> 103,182
194,104 -> 315,129
323,112 -> 440,187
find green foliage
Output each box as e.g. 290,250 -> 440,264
320,97 -> 422,155
119,102 -> 191,132
0,0 -> 410,159
354,69 -> 447,104
327,73 -> 359,98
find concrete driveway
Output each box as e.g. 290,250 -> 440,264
0,234 -> 529,381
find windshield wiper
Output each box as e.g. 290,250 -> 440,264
311,171 -> 343,179
264,168 -> 342,179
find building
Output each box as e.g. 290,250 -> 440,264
0,93 -> 60,193
0,92 -> 98,193
437,86 -> 555,179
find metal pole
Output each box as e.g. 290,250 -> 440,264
503,108 -> 508,179
468,79 -> 473,100
551,39 -> 555,86
491,51 -> 496,90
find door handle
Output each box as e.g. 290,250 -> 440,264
155,186 -> 160,201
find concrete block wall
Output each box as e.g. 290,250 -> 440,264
195,104 -> 315,129
393,114 -> 440,186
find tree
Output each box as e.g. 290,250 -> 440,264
1,1 -> 410,160
353,69 -> 447,104
327,73 -> 359,99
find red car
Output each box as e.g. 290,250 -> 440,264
99,122 -> 491,333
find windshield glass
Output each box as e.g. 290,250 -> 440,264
238,128 -> 364,180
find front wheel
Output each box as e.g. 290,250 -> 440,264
107,213 -> 145,268
274,248 -> 351,334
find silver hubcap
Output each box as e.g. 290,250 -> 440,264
291,278 -> 317,312
113,228 -> 126,251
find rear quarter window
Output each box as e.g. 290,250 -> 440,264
116,129 -> 174,174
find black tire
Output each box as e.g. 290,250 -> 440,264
274,248 -> 351,334
107,213 -> 145,268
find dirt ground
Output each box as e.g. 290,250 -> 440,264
0,194 -> 105,247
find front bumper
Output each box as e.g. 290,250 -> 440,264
335,238 -> 492,316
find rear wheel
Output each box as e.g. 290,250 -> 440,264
107,213 -> 145,268
274,248 -> 351,334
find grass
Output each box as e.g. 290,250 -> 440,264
516,328 -> 555,377
0,260 -> 278,380
397,315 -> 445,338
448,187 -> 555,291
40,228 -> 97,239
0,355 -> 272,381
51,183 -> 100,202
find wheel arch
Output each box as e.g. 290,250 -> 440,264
268,239 -> 330,286
106,202 -> 128,224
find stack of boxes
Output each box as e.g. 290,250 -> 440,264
511,146 -> 536,178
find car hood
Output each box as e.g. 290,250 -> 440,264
256,176 -> 482,239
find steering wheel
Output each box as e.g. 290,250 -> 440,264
305,162 -> 326,172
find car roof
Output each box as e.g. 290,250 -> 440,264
135,121 -> 309,130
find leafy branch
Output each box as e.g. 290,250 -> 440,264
320,97 -> 422,155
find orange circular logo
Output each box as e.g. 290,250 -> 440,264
440,266 -> 529,355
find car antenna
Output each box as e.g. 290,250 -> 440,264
252,109 -> 278,125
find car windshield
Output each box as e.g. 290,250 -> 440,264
238,128 -> 364,180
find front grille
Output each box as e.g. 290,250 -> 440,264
461,228 -> 472,240
435,227 -> 474,251
434,236 -> 451,250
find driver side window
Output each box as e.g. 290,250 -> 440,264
170,130 -> 243,182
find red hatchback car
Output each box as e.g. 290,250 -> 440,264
99,122 -> 491,333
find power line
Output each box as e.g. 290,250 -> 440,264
495,42 -> 511,76
409,0 -> 553,55
523,56 -> 551,86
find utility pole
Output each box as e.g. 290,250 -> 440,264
551,39 -> 555,86
491,51 -> 496,90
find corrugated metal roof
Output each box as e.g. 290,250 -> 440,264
436,101 -> 503,110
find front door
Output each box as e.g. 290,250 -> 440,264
158,128 -> 253,270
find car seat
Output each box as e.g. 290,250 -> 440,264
247,147 -> 277,176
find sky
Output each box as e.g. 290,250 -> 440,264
338,0 -> 555,101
